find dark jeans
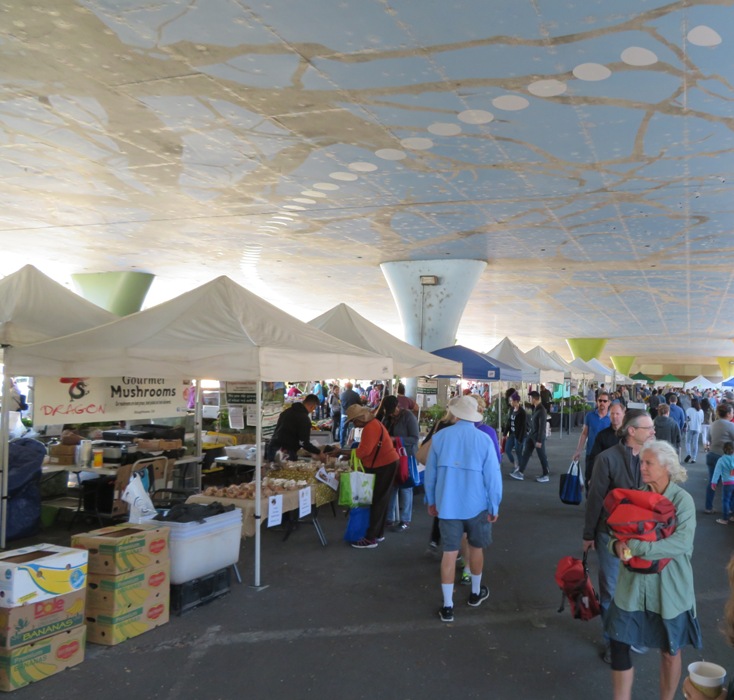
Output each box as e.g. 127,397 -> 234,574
706,451 -> 721,511
331,410 -> 341,441
518,436 -> 550,476
505,434 -> 522,465
365,460 -> 398,540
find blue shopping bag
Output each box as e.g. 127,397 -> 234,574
343,506 -> 370,542
559,460 -> 583,505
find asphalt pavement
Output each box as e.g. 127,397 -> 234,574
15,426 -> 734,700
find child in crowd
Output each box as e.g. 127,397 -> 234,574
711,442 -> 734,525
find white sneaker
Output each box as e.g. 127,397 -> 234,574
536,475 -> 550,483
509,470 -> 524,481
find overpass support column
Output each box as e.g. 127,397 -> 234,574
566,338 -> 608,362
71,271 -> 154,316
381,260 -> 486,397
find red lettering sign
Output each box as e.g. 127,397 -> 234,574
34,598 -> 64,619
41,404 -> 106,417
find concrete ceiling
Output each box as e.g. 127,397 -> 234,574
1,0 -> 733,375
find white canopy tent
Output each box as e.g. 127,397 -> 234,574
0,265 -> 116,547
308,303 -> 461,377
684,375 -> 719,390
522,346 -> 566,385
570,357 -> 607,383
584,358 -> 614,384
485,337 -> 540,383
585,358 -> 631,385
5,276 -> 393,582
551,351 -> 594,381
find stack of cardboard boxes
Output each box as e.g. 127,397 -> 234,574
0,544 -> 88,692
71,522 -> 170,645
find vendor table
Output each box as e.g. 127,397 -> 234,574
212,456 -> 255,483
187,480 -> 337,545
42,456 -> 200,523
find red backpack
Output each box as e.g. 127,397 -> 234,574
603,488 -> 677,574
554,552 -> 601,621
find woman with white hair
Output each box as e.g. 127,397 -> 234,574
605,440 -> 702,700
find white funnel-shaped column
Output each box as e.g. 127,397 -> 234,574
381,260 -> 487,352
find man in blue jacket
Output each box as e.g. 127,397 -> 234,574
425,396 -> 502,623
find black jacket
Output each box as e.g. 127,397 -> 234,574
269,402 -> 320,456
527,403 -> 547,443
586,426 -> 621,485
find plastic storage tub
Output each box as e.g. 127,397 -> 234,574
159,509 -> 242,584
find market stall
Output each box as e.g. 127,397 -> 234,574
0,265 -> 115,547
308,303 -> 461,377
4,275 -> 392,585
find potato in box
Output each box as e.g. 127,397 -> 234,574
85,597 -> 169,646
0,545 -> 87,607
86,560 -> 170,616
71,523 -> 169,576
0,589 -> 85,649
0,625 -> 86,691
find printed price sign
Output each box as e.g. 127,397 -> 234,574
299,487 -> 312,518
267,494 -> 283,527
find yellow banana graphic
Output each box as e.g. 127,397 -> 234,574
65,598 -> 84,616
23,563 -> 86,596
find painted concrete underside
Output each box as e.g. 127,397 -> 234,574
1,0 -> 733,374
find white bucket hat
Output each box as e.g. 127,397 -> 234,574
448,395 -> 482,422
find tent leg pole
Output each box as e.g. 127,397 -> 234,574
254,380 -> 262,588
0,373 -> 11,549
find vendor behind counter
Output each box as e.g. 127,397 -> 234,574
265,394 -> 327,462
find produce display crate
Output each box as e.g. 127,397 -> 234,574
170,568 -> 231,616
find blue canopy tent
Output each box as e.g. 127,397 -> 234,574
722,377 -> 734,387
430,345 -> 523,433
431,345 -> 502,381
482,354 -> 523,385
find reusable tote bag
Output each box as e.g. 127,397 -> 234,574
394,437 -> 409,484
404,453 -> 423,488
343,506 -> 370,542
559,460 -> 583,505
338,451 -> 376,506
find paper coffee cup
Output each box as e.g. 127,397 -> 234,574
688,661 -> 726,698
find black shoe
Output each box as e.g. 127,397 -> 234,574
684,455 -> 691,463
438,606 -> 454,622
467,585 -> 490,607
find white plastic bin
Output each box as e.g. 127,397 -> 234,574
159,509 -> 242,584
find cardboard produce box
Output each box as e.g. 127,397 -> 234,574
0,545 -> 88,607
0,590 -> 86,649
72,523 -> 170,576
0,625 -> 86,691
47,445 -> 76,456
86,561 -> 170,616
85,597 -> 169,646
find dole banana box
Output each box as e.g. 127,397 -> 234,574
86,560 -> 170,616
0,625 -> 86,692
0,589 -> 86,649
85,597 -> 169,646
71,523 -> 170,576
0,545 -> 88,607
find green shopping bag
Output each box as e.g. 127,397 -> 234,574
338,450 -> 376,506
